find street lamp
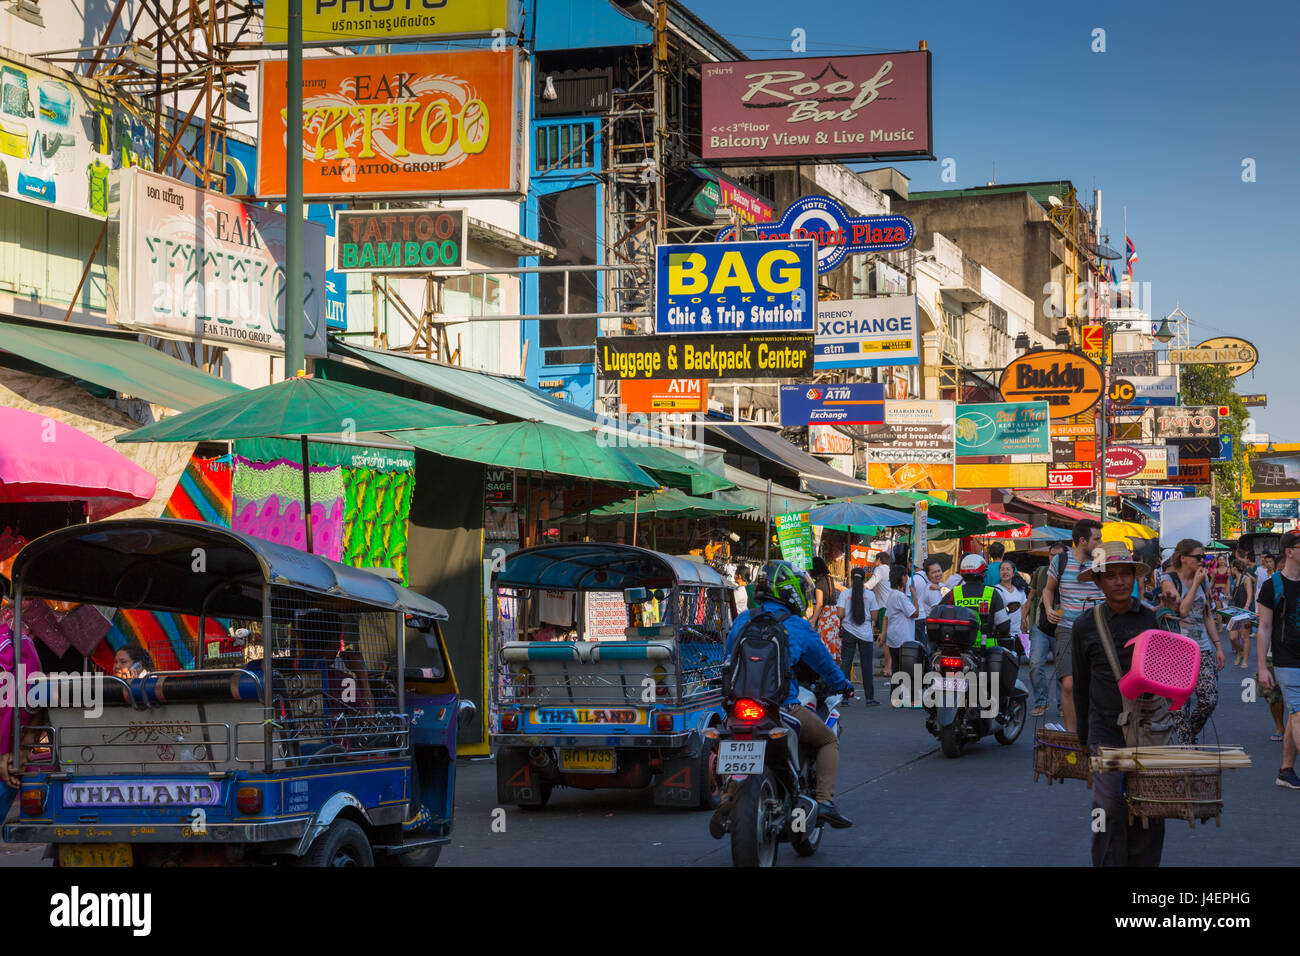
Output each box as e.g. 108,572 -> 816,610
1153,316 -> 1174,344
1014,331 -> 1031,351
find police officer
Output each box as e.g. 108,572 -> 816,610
940,553 -> 1012,648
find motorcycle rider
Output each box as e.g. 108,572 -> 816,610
939,553 -> 1013,648
720,560 -> 856,830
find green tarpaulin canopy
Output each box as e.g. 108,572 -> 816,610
395,420 -> 659,491
579,487 -> 750,520
817,491 -> 995,538
619,443 -> 734,495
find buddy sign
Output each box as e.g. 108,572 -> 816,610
998,349 -> 1103,420
655,240 -> 815,335
717,195 -> 914,273
257,49 -> 526,200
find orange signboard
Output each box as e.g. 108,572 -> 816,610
257,49 -> 526,200
999,348 -> 1103,420
866,462 -> 954,492
619,378 -> 708,413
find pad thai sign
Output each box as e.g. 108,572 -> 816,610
256,49 -> 526,199
701,51 -> 932,162
111,167 -> 327,356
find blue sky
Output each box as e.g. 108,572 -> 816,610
684,0 -> 1299,438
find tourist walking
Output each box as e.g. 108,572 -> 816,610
1039,519 -> 1104,733
837,566 -> 881,707
1160,538 -> 1226,745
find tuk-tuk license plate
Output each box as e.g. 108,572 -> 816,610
58,844 -> 133,867
559,748 -> 616,773
718,740 -> 765,776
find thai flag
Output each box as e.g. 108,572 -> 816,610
1125,236 -> 1138,276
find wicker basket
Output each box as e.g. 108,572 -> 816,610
1125,768 -> 1223,828
1033,728 -> 1092,787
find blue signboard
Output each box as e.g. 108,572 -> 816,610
718,195 -> 914,274
655,240 -> 815,335
955,401 -> 1050,455
1259,499 -> 1299,520
1149,486 -> 1195,514
1215,435 -> 1233,462
779,383 -> 885,426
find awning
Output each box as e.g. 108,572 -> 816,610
327,340 -> 731,485
468,217 -> 557,258
706,423 -> 870,497
1121,496 -> 1157,522
1009,494 -> 1093,524
714,465 -> 814,520
0,319 -> 245,410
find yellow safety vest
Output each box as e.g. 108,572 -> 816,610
953,584 -> 997,648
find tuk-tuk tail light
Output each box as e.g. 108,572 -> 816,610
652,666 -> 668,697
20,787 -> 45,816
655,712 -> 673,733
501,711 -> 519,732
236,786 -> 263,815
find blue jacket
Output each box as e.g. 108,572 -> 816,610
725,599 -> 851,707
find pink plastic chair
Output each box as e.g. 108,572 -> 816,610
1117,629 -> 1202,709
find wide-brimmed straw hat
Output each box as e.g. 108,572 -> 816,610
1077,540 -> 1149,583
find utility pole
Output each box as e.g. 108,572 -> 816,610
652,0 -> 668,243
1099,320 -> 1109,522
284,0 -> 305,379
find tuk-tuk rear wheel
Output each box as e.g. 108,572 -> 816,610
698,738 -> 722,810
299,820 -> 374,867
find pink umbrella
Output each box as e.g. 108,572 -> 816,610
0,407 -> 157,519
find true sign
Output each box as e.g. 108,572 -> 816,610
655,240 -> 815,335
718,195 -> 914,273
1049,468 -> 1094,490
779,383 -> 886,426
335,208 -> 465,273
814,296 -> 919,369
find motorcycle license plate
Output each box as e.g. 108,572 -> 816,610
939,676 -> 968,694
718,740 -> 765,776
558,748 -> 616,773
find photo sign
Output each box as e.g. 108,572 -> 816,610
998,349 -> 1103,420
779,383 -> 886,426
257,49 -> 527,200
596,333 -> 813,381
862,400 -> 955,465
701,51 -> 933,162
813,296 -> 919,369
110,168 -> 327,356
334,208 -> 465,273
718,195 -> 914,272
655,240 -> 815,335
954,401 -> 1050,455
262,0 -> 519,45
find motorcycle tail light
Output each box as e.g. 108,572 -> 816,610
940,656 -> 964,671
20,787 -> 44,816
501,711 -> 519,732
655,712 -> 673,732
733,698 -> 765,722
236,786 -> 263,815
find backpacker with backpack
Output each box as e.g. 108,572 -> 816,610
723,608 -> 795,713
1266,571 -> 1300,655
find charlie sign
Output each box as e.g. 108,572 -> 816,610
655,240 -> 815,335
702,51 -> 933,163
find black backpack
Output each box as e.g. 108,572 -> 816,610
723,608 -> 794,712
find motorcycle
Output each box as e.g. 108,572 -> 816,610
896,607 -> 1028,759
707,673 -> 845,867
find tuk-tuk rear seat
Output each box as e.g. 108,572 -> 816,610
590,642 -> 673,662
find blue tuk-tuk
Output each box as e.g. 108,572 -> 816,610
490,543 -> 730,810
3,519 -> 473,867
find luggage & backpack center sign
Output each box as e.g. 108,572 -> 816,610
655,240 -> 815,335
596,332 -> 813,381
716,195 -> 914,273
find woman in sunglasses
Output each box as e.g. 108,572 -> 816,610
1160,538 -> 1226,744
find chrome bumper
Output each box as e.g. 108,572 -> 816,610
5,819 -> 310,844
491,732 -> 693,749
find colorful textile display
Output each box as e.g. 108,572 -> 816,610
232,457 -> 345,562
342,467 -> 413,584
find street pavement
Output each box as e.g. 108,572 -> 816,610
1,660 -> 1292,867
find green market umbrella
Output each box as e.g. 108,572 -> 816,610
619,443 -> 735,495
396,420 -> 660,491
117,374 -> 486,552
585,488 -> 750,520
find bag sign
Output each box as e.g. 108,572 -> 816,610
655,240 -> 815,335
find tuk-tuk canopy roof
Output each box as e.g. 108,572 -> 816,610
10,519 -> 448,620
494,543 -> 730,592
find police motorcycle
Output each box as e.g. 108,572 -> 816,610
706,664 -> 845,866
895,567 -> 1029,759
